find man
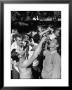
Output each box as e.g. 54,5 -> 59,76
18,36 -> 46,79
11,34 -> 23,53
11,34 -> 24,79
41,38 -> 61,79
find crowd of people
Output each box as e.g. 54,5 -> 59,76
11,25 -> 61,79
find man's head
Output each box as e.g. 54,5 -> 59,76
23,34 -> 29,41
54,29 -> 60,37
48,38 -> 59,49
15,34 -> 22,46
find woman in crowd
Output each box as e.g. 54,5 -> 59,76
18,36 -> 47,79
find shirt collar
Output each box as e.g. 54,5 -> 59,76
50,50 -> 57,54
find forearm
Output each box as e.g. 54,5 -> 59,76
22,55 -> 36,67
34,36 -> 47,57
33,42 -> 42,58
39,29 -> 49,36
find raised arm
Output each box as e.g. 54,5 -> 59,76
20,36 -> 47,68
39,29 -> 49,36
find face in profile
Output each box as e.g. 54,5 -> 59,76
49,38 -> 58,48
16,37 -> 22,46
24,35 -> 29,41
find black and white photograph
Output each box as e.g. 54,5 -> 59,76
11,11 -> 61,79
4,4 -> 69,86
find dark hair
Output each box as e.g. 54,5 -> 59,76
33,33 -> 40,43
11,49 -> 19,62
14,34 -> 22,40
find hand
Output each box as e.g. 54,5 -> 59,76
41,36 -> 47,43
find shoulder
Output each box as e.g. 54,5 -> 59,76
53,52 -> 61,64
